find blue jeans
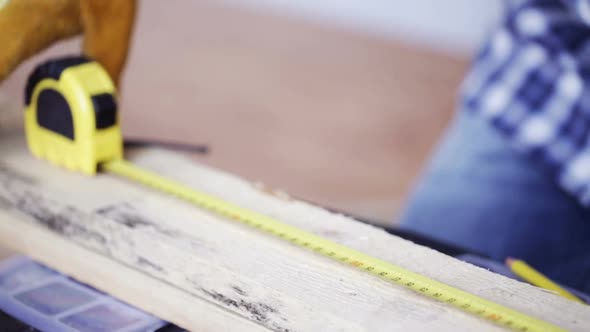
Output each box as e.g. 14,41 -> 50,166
398,111 -> 590,293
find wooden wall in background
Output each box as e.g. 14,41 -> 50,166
0,0 -> 469,224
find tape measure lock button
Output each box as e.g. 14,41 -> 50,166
91,93 -> 118,129
24,56 -> 123,175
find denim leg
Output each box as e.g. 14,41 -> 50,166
397,111 -> 590,293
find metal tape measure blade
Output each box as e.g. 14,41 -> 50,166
102,159 -> 564,332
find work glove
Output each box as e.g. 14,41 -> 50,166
0,0 -> 136,86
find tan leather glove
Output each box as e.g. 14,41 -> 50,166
0,0 -> 136,86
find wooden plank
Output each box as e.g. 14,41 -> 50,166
0,211 -> 264,332
0,134 -> 588,331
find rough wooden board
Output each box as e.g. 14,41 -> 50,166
0,135 -> 588,331
0,211 -> 263,332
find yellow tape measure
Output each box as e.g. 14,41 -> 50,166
24,57 -> 566,332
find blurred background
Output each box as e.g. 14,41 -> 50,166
0,0 -> 504,226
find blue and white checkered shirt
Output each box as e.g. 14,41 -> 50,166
462,0 -> 590,206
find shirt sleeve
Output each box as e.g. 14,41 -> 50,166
461,0 -> 590,206
560,0 -> 590,26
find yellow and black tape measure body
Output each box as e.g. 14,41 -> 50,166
25,57 -> 122,174
24,57 -> 565,332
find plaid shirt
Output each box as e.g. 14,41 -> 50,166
462,0 -> 590,206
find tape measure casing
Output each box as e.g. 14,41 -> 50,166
24,57 -> 122,175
